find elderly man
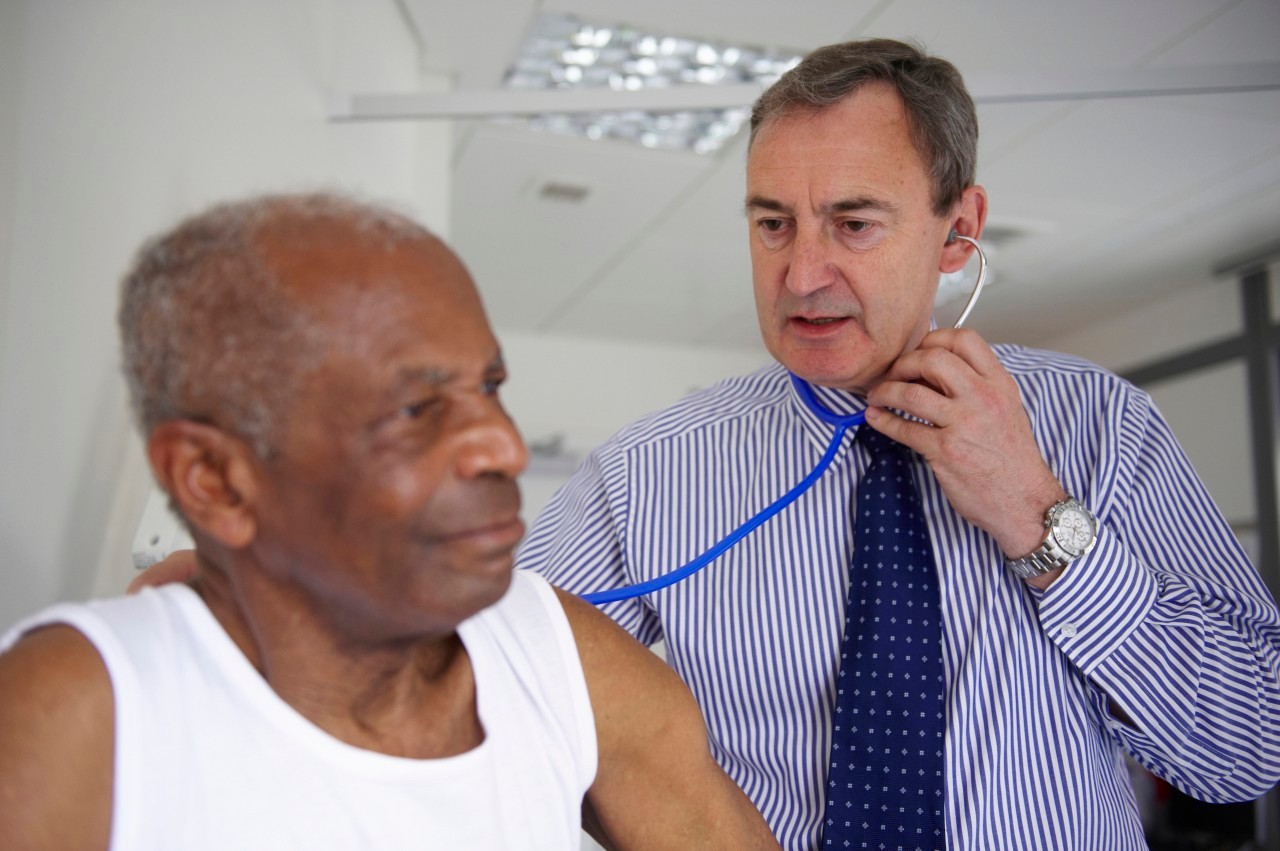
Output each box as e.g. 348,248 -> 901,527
0,195 -> 780,850
520,39 -> 1280,850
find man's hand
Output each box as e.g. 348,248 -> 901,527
865,328 -> 1067,587
127,549 -> 199,594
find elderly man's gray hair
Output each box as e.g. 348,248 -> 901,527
118,192 -> 427,459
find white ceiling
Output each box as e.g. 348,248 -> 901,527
397,0 -> 1280,355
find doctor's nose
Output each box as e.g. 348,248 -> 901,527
784,229 -> 838,296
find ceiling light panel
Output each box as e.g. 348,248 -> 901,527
504,13 -> 802,154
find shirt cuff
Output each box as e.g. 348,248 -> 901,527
1032,528 -> 1160,675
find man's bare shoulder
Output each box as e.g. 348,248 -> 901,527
0,624 -> 115,849
551,586 -> 685,693
550,587 -> 781,851
2,621 -> 112,680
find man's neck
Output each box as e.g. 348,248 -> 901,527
189,558 -> 484,760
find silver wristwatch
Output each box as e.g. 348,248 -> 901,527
1006,497 -> 1098,580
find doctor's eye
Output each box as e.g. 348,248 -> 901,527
757,218 -> 791,235
840,220 -> 874,234
755,217 -> 793,246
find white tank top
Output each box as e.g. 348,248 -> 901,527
3,571 -> 597,850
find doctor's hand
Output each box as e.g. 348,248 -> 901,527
127,549 -> 199,594
865,328 -> 1067,583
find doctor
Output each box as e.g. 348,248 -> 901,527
518,38 -> 1280,850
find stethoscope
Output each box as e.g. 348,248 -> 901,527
581,233 -> 987,605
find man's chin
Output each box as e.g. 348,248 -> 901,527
452,563 -> 516,620
781,356 -> 875,395
770,331 -> 877,392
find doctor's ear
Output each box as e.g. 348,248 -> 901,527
940,185 -> 988,274
146,421 -> 260,549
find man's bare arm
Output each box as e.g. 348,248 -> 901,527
0,626 -> 115,850
555,588 -> 781,851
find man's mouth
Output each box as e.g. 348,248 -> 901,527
436,517 -> 525,545
791,315 -> 852,329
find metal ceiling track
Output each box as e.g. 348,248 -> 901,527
329,62 -> 1280,122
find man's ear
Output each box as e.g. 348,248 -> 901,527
940,184 -> 989,274
147,422 -> 261,549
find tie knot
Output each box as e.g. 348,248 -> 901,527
856,425 -> 904,457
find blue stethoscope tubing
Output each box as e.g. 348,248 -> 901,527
581,392 -> 863,605
579,234 -> 986,606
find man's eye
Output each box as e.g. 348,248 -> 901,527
482,371 -> 507,397
842,220 -> 873,234
759,218 -> 786,232
399,398 -> 439,419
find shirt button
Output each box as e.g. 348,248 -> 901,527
1061,623 -> 1078,638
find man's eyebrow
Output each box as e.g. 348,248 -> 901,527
383,352 -> 505,398
744,195 -> 900,216
829,196 -> 898,215
383,365 -> 453,401
745,195 -> 789,215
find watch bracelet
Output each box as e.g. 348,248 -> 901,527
1006,525 -> 1073,577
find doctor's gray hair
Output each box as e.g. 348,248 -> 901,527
749,38 -> 978,217
118,192 -> 426,459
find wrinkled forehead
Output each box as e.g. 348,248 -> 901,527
747,90 -> 934,207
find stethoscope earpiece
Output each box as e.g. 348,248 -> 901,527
941,231 -> 986,329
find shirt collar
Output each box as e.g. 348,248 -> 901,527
781,365 -> 867,456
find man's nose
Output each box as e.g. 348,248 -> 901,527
784,226 -> 838,296
453,404 -> 529,480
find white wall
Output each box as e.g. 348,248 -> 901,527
1041,276 -> 1243,375
498,329 -> 768,518
0,3 -> 21,392
0,0 -> 450,629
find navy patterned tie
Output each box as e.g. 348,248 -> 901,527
822,426 -> 946,850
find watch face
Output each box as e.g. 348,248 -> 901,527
1053,505 -> 1096,556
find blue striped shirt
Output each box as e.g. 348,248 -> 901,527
517,347 -> 1280,851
